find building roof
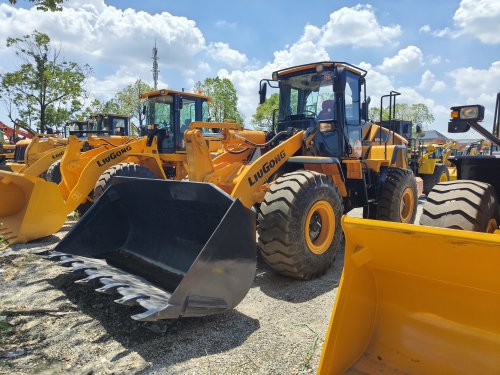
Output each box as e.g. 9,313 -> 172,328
420,129 -> 449,141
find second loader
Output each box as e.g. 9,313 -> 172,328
0,90 -> 219,245
47,61 -> 419,320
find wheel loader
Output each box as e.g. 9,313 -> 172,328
318,93 -> 500,374
0,90 -> 221,244
45,61 -> 419,321
379,113 -> 455,194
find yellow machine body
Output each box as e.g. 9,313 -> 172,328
318,217 -> 500,375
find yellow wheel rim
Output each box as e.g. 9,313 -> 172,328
400,187 -> 415,223
304,200 -> 335,255
439,172 -> 449,182
486,218 -> 498,233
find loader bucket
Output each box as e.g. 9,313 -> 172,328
0,171 -> 67,244
318,217 -> 500,375
53,177 -> 257,321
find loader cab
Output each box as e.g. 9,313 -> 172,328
91,114 -> 130,137
268,62 -> 367,158
141,89 -> 211,153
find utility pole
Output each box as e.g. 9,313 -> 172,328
152,40 -> 159,90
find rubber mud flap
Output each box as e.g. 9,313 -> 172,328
54,177 -> 257,320
318,217 -> 500,375
0,171 -> 66,244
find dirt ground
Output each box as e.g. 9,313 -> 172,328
0,202 -> 424,375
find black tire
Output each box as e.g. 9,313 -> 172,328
93,162 -> 157,201
377,168 -> 418,224
44,160 -> 62,183
422,163 -> 449,195
420,180 -> 500,232
257,170 -> 343,280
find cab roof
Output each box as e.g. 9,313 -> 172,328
140,89 -> 211,102
272,61 -> 367,80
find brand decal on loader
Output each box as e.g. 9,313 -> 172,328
248,150 -> 286,186
52,150 -> 65,159
97,145 -> 133,167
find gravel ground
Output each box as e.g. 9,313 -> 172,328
0,200 -> 425,375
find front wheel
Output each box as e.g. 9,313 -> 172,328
376,168 -> 418,224
258,170 -> 343,280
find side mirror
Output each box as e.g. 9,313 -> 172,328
416,124 -> 422,134
448,121 -> 471,133
361,96 -> 371,121
259,82 -> 267,105
333,67 -> 346,94
142,105 -> 146,116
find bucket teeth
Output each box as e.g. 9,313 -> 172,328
114,293 -> 150,306
64,264 -> 97,274
131,307 -> 165,322
95,282 -> 130,294
74,273 -> 112,285
58,257 -> 84,267
44,251 -> 66,260
33,249 -> 50,256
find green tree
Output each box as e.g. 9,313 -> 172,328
115,79 -> 153,127
251,93 -> 279,130
369,103 -> 434,127
76,98 -> 120,121
194,77 -> 243,125
0,31 -> 91,133
8,0 -> 64,11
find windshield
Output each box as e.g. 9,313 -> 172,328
279,71 -> 335,122
146,96 -> 173,131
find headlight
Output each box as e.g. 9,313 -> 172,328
319,122 -> 333,132
460,106 -> 479,120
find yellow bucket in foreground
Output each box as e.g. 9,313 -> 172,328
0,171 -> 67,244
318,217 -> 500,375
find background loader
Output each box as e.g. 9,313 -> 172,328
0,90 -> 220,245
318,93 -> 500,374
48,61 -> 419,321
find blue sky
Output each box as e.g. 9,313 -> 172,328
0,0 -> 499,138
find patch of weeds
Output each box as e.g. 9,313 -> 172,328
71,210 -> 80,221
296,324 -> 320,374
13,253 -> 37,268
0,236 -> 8,250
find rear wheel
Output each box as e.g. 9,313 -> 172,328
258,170 -> 343,280
420,180 -> 500,233
376,168 -> 418,224
93,162 -> 157,201
44,160 -> 62,183
422,163 -> 449,195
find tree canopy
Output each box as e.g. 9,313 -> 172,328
194,77 -> 243,125
251,93 -> 279,131
114,80 -> 153,127
0,31 -> 91,133
8,0 -> 64,12
369,103 -> 435,127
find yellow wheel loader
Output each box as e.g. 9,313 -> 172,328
47,61 -> 419,321
0,90 -> 219,244
318,94 -> 500,374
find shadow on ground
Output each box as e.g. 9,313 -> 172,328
48,273 -> 260,369
253,249 -> 344,303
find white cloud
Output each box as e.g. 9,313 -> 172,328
215,20 -> 237,29
419,24 -> 431,33
379,46 -> 423,72
207,42 -> 248,68
318,5 -> 401,48
418,70 -> 436,90
431,81 -> 447,92
449,61 -> 500,106
454,0 -> 500,44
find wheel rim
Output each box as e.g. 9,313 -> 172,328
439,172 -> 448,182
399,187 -> 415,223
486,218 -> 498,233
304,200 -> 335,255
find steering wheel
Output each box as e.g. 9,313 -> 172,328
303,110 -> 317,118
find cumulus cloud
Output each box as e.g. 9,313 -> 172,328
454,0 -> 500,44
419,0 -> 500,44
378,46 -> 423,72
0,0 -> 250,99
449,61 -> 500,106
207,42 -> 247,68
318,5 -> 401,47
